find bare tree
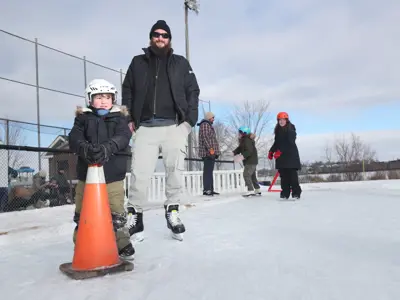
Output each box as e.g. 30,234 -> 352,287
212,121 -> 232,170
0,121 -> 26,168
324,133 -> 376,181
227,99 -> 273,161
323,141 -> 335,173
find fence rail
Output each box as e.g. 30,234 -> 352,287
1,29 -> 213,170
0,144 -> 238,213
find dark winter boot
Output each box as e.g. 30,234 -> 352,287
203,190 -> 213,196
119,242 -> 135,260
291,186 -> 302,200
164,203 -> 185,240
280,191 -> 289,199
127,206 -> 144,242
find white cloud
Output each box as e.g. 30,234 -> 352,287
196,0 -> 400,111
0,0 -> 399,156
295,129 -> 400,162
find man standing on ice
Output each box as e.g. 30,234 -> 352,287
121,20 -> 200,241
197,112 -> 220,196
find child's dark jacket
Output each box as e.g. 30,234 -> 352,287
68,105 -> 131,183
233,134 -> 258,165
269,124 -> 301,170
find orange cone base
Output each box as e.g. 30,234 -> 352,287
59,260 -> 133,280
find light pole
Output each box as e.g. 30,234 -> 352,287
184,0 -> 199,171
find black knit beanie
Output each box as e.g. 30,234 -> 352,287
149,20 -> 172,39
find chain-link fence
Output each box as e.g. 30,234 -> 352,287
1,29 -> 213,169
0,144 -> 234,213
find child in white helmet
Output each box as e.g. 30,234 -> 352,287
68,79 -> 134,260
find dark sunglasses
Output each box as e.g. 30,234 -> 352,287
151,32 -> 170,39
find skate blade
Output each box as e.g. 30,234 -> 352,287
132,232 -> 144,244
171,232 -> 184,241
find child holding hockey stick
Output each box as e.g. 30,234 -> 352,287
268,112 -> 302,199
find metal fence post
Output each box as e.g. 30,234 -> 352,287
120,69 -> 123,104
35,38 -> 41,170
5,119 -> 9,167
83,56 -> 87,89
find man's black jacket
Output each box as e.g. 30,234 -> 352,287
121,47 -> 200,128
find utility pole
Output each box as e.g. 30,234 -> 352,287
184,0 -> 199,171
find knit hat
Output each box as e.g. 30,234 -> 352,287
204,112 -> 215,120
150,20 -> 172,39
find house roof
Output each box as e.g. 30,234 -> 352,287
43,135 -> 69,157
48,135 -> 68,149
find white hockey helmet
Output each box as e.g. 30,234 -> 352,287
85,79 -> 117,107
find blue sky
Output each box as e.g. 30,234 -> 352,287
205,99 -> 400,134
1,0 -> 400,162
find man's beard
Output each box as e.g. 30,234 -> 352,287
149,40 -> 171,56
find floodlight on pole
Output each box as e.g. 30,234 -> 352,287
184,0 -> 199,171
184,0 -> 200,14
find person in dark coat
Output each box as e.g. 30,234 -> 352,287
233,126 -> 261,197
121,20 -> 200,241
268,112 -> 302,199
68,78 -> 135,260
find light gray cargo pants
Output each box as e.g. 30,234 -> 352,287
127,123 -> 191,212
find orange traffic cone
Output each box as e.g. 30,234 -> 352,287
59,164 -> 133,280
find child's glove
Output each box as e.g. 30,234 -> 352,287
268,151 -> 274,160
91,143 -> 113,165
234,154 -> 244,162
273,150 -> 282,159
78,143 -> 98,164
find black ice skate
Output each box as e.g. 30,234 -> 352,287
280,191 -> 297,201
203,190 -> 213,196
127,206 -> 144,243
242,190 -> 256,197
164,204 -> 185,241
280,191 -> 289,200
119,243 -> 135,261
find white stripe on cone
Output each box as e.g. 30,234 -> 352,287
86,165 -> 106,184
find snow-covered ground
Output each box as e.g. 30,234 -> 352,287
1,180 -> 400,300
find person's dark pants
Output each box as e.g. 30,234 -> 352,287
203,157 -> 215,192
279,169 -> 301,198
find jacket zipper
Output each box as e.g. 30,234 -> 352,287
153,58 -> 160,116
166,59 -> 184,123
96,118 -> 100,144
